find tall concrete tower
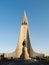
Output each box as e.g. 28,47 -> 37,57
5,11 -> 44,58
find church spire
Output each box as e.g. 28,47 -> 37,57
22,11 -> 28,25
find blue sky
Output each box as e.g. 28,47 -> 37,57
0,0 -> 49,56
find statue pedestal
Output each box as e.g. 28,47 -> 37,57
20,46 -> 31,60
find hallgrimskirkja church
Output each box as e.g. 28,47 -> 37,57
4,11 -> 44,59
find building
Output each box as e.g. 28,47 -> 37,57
5,11 -> 44,59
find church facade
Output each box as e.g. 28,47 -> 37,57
5,11 -> 44,58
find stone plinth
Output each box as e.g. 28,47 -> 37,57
20,46 -> 31,60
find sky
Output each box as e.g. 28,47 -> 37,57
0,0 -> 49,56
